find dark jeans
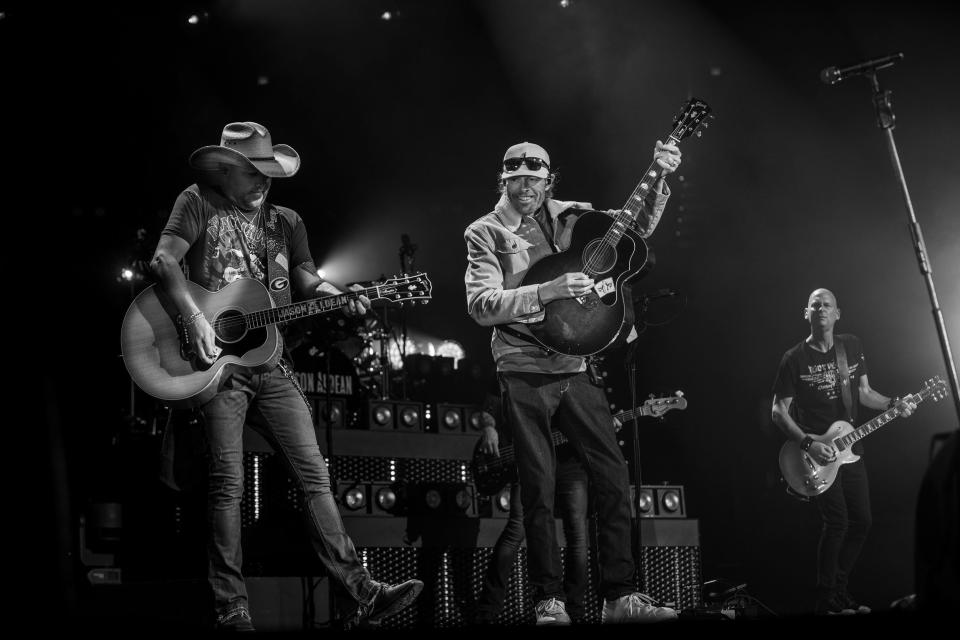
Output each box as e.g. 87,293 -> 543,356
499,371 -> 635,602
814,459 -> 872,596
477,458 -> 590,619
200,363 -> 376,621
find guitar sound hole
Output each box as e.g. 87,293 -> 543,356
215,309 -> 248,343
582,240 -> 616,275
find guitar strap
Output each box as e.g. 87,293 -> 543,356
835,336 -> 857,424
262,204 -> 292,309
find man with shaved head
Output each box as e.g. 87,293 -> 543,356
771,288 -> 916,615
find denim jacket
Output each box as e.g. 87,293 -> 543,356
464,186 -> 669,373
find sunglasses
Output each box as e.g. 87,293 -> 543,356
502,156 -> 550,173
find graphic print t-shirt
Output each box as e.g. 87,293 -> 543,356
162,183 -> 312,293
773,334 -> 868,453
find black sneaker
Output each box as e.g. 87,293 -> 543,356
815,594 -> 856,616
837,591 -> 871,614
346,579 -> 424,629
215,607 -> 255,632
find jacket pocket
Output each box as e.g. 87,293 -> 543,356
494,236 -> 533,275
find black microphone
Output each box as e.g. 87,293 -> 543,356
820,52 -> 903,85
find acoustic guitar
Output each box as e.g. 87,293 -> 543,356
518,97 -> 712,356
120,273 -> 432,407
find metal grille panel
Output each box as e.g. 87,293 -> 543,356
333,455 -> 471,483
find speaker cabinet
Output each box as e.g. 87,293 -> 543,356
631,484 -> 687,518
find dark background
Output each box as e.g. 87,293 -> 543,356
15,0 -> 958,622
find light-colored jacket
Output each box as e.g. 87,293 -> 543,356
464,188 -> 669,373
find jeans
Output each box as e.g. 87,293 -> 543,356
814,459 -> 872,596
476,457 -> 590,619
200,363 -> 376,620
499,371 -> 635,603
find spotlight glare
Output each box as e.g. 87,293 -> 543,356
381,11 -> 392,20
559,0 -> 571,7
187,14 -> 199,25
317,269 -> 326,279
121,268 -> 134,281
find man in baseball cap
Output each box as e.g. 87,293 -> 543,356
464,136 -> 682,626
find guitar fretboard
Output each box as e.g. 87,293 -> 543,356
245,288 -> 372,329
833,390 -> 927,450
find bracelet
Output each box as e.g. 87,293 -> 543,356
183,311 -> 204,327
800,436 -> 814,452
887,397 -> 900,411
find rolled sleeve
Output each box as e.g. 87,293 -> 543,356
635,182 -> 671,238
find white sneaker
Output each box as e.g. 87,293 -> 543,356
602,592 -> 678,623
535,598 -> 571,626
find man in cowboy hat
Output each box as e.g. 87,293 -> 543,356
151,122 -> 422,630
463,139 -> 682,625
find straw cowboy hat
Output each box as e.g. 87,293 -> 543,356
189,121 -> 300,178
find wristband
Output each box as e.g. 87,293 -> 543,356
800,436 -> 814,452
183,311 -> 204,327
887,397 -> 900,411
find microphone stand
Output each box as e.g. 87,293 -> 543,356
623,339 -> 644,558
861,70 -> 960,425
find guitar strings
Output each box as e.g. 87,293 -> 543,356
196,277 -> 425,333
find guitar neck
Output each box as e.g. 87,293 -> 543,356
606,133 -> 682,244
244,285 -> 381,329
549,405 -> 652,448
839,390 -> 927,448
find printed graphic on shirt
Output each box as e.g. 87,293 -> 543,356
204,214 -> 266,289
800,360 -> 861,400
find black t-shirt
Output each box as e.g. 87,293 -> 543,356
773,334 -> 868,453
162,183 -> 312,293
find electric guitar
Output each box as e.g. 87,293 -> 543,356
779,376 -> 947,498
120,273 -> 432,407
471,392 -> 687,496
518,97 -> 712,356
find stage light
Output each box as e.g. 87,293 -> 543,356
495,488 -> 511,513
342,484 -> 366,511
387,337 -> 418,369
372,403 -> 393,428
424,488 -> 443,511
375,486 -> 397,511
399,405 -> 420,428
257,75 -> 270,86
560,0 -> 571,7
453,486 -> 472,512
637,488 -> 654,515
120,268 -> 134,281
381,11 -> 393,21
436,340 -> 466,369
441,407 -> 462,431
660,489 -> 681,513
187,14 -> 199,25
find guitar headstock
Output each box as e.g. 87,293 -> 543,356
643,391 -> 688,418
671,97 -> 713,142
375,272 -> 433,306
922,375 -> 948,402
